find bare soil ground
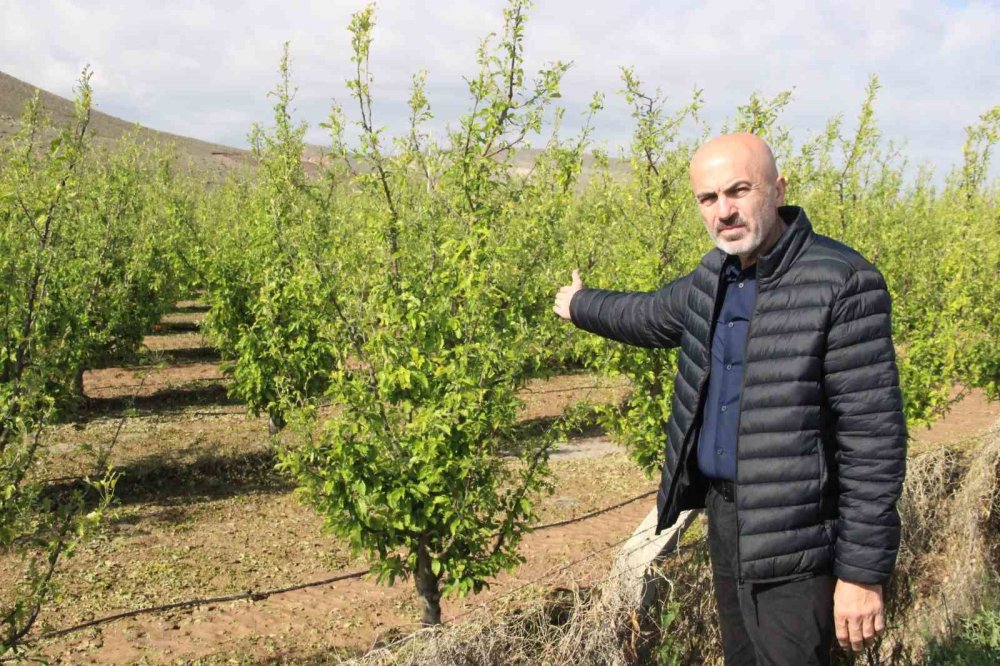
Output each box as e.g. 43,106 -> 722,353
5,305 -> 994,664
908,388 -> 1000,448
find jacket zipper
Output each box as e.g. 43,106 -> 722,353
660,265 -> 726,533
734,275 -> 761,589
818,437 -> 828,522
661,367 -> 711,532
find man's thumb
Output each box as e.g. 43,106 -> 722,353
571,269 -> 583,289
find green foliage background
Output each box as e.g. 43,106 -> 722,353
0,0 -> 997,647
0,73 -> 193,652
184,0 -> 1000,624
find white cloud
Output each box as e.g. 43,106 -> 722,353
1,0 -> 996,178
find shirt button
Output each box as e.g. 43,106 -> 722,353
726,363 -> 732,370
721,405 -> 728,412
727,322 -> 734,328
716,449 -> 724,456
738,282 -> 745,288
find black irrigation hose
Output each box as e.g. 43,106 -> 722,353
533,489 -> 655,531
31,568 -> 372,643
26,489 -> 658,644
520,384 -> 612,395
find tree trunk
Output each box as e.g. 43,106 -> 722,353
73,367 -> 91,411
268,411 -> 286,437
414,535 -> 442,626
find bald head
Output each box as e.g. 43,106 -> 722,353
690,133 -> 779,186
688,133 -> 787,266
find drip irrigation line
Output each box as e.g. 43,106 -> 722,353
76,407 -> 245,425
520,383 -> 614,395
188,409 -> 245,417
26,488 -> 657,645
533,489 -> 655,530
31,568 -> 372,644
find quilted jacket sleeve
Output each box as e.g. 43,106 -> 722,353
824,267 -> 907,585
568,273 -> 692,349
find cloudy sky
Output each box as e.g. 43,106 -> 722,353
2,0 -> 997,178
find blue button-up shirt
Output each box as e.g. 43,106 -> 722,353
697,255 -> 757,481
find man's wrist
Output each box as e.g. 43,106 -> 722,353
832,560 -> 890,587
567,288 -> 588,326
836,578 -> 881,592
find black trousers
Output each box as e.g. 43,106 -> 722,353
706,484 -> 835,666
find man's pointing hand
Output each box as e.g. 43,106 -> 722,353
553,269 -> 584,321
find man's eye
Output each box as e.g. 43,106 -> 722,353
699,196 -> 717,205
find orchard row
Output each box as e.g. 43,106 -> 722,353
1,0 -> 997,644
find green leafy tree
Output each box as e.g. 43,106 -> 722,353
202,45 -> 336,434
0,72 -> 115,656
562,71 -> 708,474
278,0 -> 584,625
790,80 -> 999,425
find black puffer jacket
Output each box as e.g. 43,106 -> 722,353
570,206 -> 906,585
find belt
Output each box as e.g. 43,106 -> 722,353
709,477 -> 735,502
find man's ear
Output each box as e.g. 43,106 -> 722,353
775,175 -> 787,206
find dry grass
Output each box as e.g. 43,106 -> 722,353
884,418 -> 1000,660
352,576 -> 659,665
342,523 -> 717,666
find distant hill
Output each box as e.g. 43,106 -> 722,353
0,70 -> 249,174
0,69 -> 629,184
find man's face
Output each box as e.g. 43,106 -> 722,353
689,141 -> 786,258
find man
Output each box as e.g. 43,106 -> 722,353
553,134 -> 906,665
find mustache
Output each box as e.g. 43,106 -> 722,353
716,216 -> 747,232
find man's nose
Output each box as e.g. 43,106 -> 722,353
717,194 -> 736,222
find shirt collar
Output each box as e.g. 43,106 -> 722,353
723,254 -> 756,282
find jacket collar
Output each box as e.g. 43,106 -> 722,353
705,205 -> 814,284
757,206 -> 814,282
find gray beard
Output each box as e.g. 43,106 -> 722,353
713,224 -> 763,257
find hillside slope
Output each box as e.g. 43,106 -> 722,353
0,70 -> 247,172
0,69 -> 628,182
